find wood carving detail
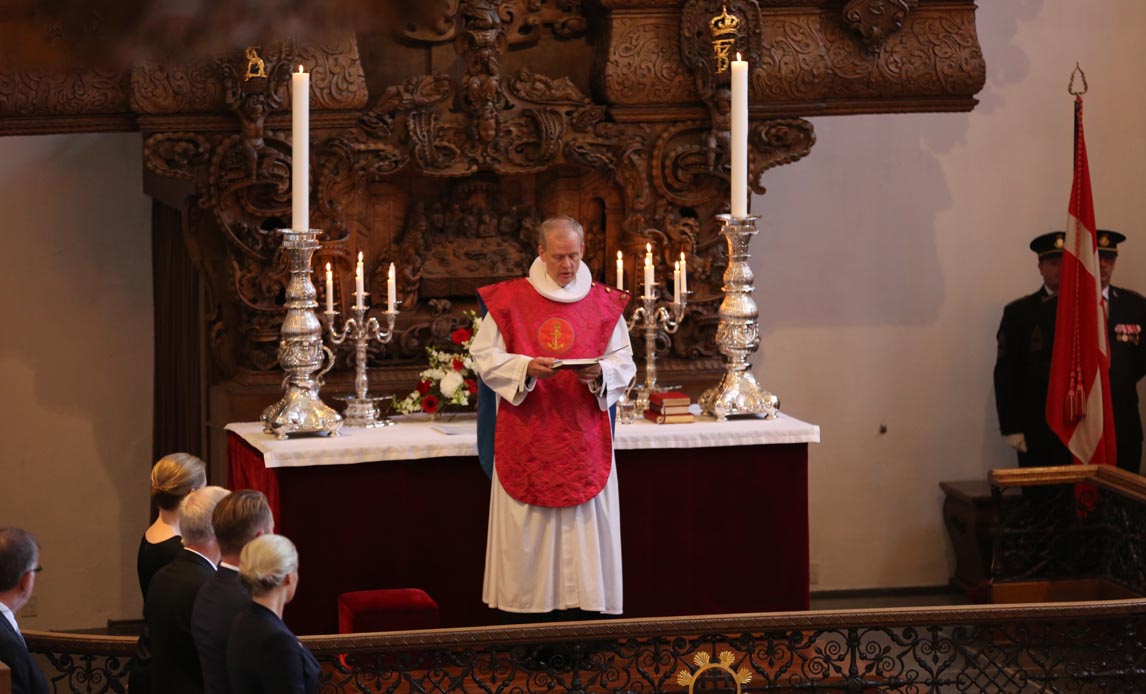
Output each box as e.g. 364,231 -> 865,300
0,68 -> 129,116
399,0 -> 588,46
604,18 -> 696,105
131,36 -> 367,115
842,0 -> 918,51
125,0 -> 980,383
755,10 -> 984,102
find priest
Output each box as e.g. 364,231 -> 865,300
472,216 -> 636,619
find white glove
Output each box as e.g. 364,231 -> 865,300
1005,433 -> 1028,454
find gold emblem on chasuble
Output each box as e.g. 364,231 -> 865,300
538,317 -> 575,354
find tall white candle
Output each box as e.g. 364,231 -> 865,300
731,53 -> 748,218
355,251 -> 365,309
673,261 -> 681,305
644,243 -> 654,299
325,262 -> 334,313
291,66 -> 310,231
387,262 -> 396,312
616,251 -> 624,290
679,251 -> 688,297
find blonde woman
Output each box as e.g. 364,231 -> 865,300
137,453 -> 206,598
227,534 -> 318,694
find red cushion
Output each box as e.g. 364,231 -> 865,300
338,588 -> 440,633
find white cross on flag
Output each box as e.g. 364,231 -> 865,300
1046,96 -> 1117,468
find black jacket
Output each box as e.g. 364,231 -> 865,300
145,548 -> 215,694
0,613 -> 48,694
226,602 -> 319,694
191,565 -> 250,694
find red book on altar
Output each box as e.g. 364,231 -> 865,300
644,409 -> 695,424
650,403 -> 692,415
649,391 -> 690,407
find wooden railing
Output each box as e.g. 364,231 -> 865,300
25,600 -> 1146,693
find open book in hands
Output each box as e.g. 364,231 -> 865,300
550,346 -> 626,369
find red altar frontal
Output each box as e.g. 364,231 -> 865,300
226,414 -> 819,635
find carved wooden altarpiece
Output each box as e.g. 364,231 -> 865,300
0,0 -> 984,462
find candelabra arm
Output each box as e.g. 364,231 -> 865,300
624,286 -> 689,413
323,302 -> 401,428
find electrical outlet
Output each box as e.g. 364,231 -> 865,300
21,595 -> 38,618
809,563 -> 820,586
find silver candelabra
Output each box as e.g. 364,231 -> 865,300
323,299 -> 399,428
260,229 -> 344,439
626,286 -> 688,414
698,214 -> 779,420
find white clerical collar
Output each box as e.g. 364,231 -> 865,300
1043,284 -> 1056,297
219,561 -> 240,572
1103,285 -> 1110,300
527,257 -> 591,303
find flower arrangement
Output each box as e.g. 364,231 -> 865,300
395,310 -> 482,416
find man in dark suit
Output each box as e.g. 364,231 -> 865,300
191,490 -> 273,694
0,528 -> 48,694
146,486 -> 229,694
995,231 -> 1146,473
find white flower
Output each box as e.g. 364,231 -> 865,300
440,370 -> 464,398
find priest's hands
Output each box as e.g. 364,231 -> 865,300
575,363 -> 602,384
527,357 -> 558,379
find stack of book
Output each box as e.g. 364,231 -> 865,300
644,391 -> 695,424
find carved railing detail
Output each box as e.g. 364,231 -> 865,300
26,604 -> 1146,694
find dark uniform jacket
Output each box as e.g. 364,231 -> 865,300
145,548 -> 215,694
0,613 -> 48,694
994,285 -> 1146,472
1107,286 -> 1146,470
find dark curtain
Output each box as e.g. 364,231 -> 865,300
151,201 -> 205,463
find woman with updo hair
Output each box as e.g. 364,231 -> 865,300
137,452 -> 206,598
227,534 -> 319,694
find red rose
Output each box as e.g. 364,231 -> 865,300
465,379 -> 477,395
422,395 -> 440,414
416,380 -> 432,394
452,327 -> 473,345
452,358 -> 465,371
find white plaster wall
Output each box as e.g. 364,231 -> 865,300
752,0 -> 1146,590
0,133 -> 153,628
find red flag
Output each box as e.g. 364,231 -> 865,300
1046,97 -> 1117,473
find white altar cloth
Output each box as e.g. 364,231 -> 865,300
226,411 -> 820,469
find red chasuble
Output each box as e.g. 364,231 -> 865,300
479,279 -> 628,507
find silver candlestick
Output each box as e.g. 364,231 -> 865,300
626,286 -> 688,414
323,299 -> 399,428
699,214 -> 780,420
261,229 -> 344,439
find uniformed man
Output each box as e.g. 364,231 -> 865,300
994,230 -> 1146,473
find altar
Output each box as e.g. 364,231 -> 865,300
226,413 -> 819,635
